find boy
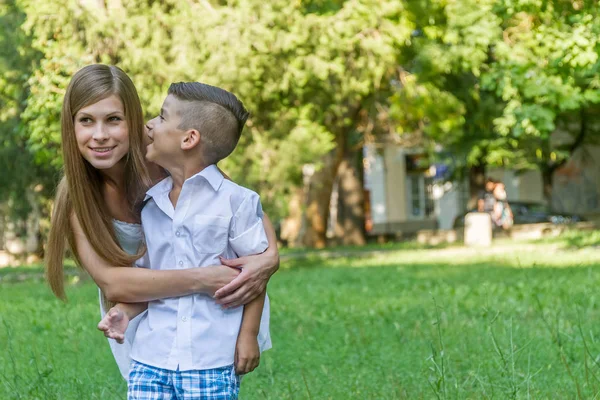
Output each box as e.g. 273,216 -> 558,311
99,82 -> 271,399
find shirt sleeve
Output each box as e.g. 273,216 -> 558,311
134,247 -> 151,269
229,191 -> 269,257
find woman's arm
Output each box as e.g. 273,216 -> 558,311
70,213 -> 239,302
214,212 -> 280,308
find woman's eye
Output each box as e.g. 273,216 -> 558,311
108,116 -> 122,122
79,117 -> 92,124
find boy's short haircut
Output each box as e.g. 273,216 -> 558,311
168,82 -> 249,165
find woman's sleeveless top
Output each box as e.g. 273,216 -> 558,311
98,220 -> 144,380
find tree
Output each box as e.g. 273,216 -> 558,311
0,1 -> 47,218
157,0 -> 411,247
391,0 -> 505,203
483,0 -> 600,201
392,0 -> 600,205
9,0 -> 412,249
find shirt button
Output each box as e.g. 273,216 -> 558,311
175,231 -> 181,237
178,261 -> 183,266
182,317 -> 187,322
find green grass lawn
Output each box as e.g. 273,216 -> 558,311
3,233 -> 600,399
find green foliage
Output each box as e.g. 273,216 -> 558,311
485,1 -> 600,170
393,0 -> 600,176
2,0 -> 410,222
395,0 -> 505,172
0,0 -> 53,218
3,0 -> 600,225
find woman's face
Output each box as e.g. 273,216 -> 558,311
74,95 -> 129,171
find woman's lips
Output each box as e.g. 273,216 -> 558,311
90,146 -> 116,157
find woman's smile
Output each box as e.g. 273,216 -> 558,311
90,146 -> 117,156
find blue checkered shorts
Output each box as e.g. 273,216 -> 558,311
127,361 -> 240,400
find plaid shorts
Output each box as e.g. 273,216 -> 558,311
128,360 -> 240,400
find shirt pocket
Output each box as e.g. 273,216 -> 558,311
192,215 -> 231,255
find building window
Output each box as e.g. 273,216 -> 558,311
406,174 -> 435,219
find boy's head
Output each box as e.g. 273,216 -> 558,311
145,82 -> 249,168
493,182 -> 507,200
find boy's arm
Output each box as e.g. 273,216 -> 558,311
216,213 -> 279,308
214,168 -> 279,308
97,302 -> 147,344
224,190 -> 270,374
235,291 -> 266,374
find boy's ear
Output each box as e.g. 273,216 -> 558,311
181,129 -> 201,150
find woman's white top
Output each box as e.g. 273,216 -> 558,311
98,219 -> 145,380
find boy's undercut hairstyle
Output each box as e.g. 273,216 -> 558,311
168,82 -> 249,165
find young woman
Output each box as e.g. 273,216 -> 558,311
45,64 -> 279,378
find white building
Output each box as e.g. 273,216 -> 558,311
363,143 -> 599,235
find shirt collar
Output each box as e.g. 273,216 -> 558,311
144,176 -> 173,201
143,165 -> 224,201
188,164 -> 224,192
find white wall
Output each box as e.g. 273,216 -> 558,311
487,168 -> 544,204
437,183 -> 462,230
363,145 -> 388,224
384,147 -> 407,222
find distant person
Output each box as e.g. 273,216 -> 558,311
98,82 -> 271,399
492,182 -> 513,230
477,178 -> 497,213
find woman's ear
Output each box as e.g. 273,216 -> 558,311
181,129 -> 201,150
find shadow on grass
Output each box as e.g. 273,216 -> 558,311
0,263 -> 81,283
280,239 -> 454,258
531,229 -> 600,249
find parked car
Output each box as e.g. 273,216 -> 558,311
453,201 -> 586,228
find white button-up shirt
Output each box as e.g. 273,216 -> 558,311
131,164 -> 271,371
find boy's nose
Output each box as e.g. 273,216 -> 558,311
145,117 -> 156,130
145,123 -> 154,137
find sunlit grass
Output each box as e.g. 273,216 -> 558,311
2,233 -> 600,398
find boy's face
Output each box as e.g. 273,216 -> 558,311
145,95 -> 185,166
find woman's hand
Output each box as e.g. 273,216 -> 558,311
98,307 -> 130,344
202,265 -> 242,296
214,250 -> 279,308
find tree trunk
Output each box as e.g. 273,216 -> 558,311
302,147 -> 345,248
539,108 -> 587,206
279,188 -> 304,248
541,166 -> 553,204
468,164 -> 486,209
334,148 -> 366,245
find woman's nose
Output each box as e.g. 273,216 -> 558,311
92,123 -> 109,141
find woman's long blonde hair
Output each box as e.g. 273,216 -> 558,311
45,64 -> 152,300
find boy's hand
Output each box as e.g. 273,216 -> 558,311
97,306 -> 130,344
234,332 -> 260,375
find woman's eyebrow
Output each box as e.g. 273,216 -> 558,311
76,110 -> 124,117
